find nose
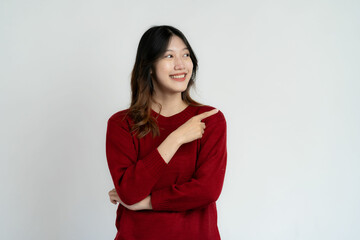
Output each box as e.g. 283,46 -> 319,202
174,56 -> 185,70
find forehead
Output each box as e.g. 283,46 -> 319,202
166,35 -> 187,51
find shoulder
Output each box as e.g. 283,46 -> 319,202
107,108 -> 132,129
193,104 -> 226,126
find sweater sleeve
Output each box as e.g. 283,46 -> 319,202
151,111 -> 227,212
106,117 -> 168,205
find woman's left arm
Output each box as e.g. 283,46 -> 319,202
150,111 -> 227,212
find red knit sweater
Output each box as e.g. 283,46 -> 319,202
106,104 -> 227,240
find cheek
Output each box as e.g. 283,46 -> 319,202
154,66 -> 167,78
158,63 -> 172,74
187,61 -> 194,73
187,61 -> 194,72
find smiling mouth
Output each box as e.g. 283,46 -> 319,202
170,73 -> 186,79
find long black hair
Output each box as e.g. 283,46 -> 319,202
126,25 -> 203,138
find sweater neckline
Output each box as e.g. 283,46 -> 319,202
151,104 -> 194,124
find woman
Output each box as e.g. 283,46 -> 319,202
106,25 -> 227,240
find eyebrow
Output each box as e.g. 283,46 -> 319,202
165,48 -> 189,52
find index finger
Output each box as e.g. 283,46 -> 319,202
196,109 -> 219,121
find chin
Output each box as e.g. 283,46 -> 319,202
173,88 -> 187,94
168,83 -> 189,93
166,86 -> 186,94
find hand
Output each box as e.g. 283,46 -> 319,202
108,188 -> 152,211
174,108 -> 219,145
108,188 -> 121,205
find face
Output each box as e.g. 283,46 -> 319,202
151,35 -> 193,96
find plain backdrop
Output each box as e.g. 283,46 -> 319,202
1,0 -> 359,239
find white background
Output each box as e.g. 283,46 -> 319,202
1,0 -> 359,239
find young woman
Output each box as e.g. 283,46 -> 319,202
106,25 -> 227,240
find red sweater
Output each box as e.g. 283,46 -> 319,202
106,104 -> 227,240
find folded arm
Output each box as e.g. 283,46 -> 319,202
106,117 -> 168,205
150,112 -> 227,212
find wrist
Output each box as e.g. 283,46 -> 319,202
141,195 -> 152,210
169,131 -> 183,147
148,195 -> 153,210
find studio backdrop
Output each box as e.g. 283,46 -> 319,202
1,0 -> 359,239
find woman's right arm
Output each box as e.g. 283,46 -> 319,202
106,118 -> 173,205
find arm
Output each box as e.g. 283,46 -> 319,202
109,188 -> 152,210
150,111 -> 227,212
106,116 -> 180,205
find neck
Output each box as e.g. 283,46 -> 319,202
150,93 -> 188,117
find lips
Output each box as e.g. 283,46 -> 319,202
170,73 -> 187,80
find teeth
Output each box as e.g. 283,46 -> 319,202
171,74 -> 185,79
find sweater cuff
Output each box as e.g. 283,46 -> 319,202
150,188 -> 171,211
150,189 -> 163,211
141,148 -> 168,180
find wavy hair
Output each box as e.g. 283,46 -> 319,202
124,25 -> 204,138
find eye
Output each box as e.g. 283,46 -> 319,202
184,53 -> 190,57
165,54 -> 173,58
